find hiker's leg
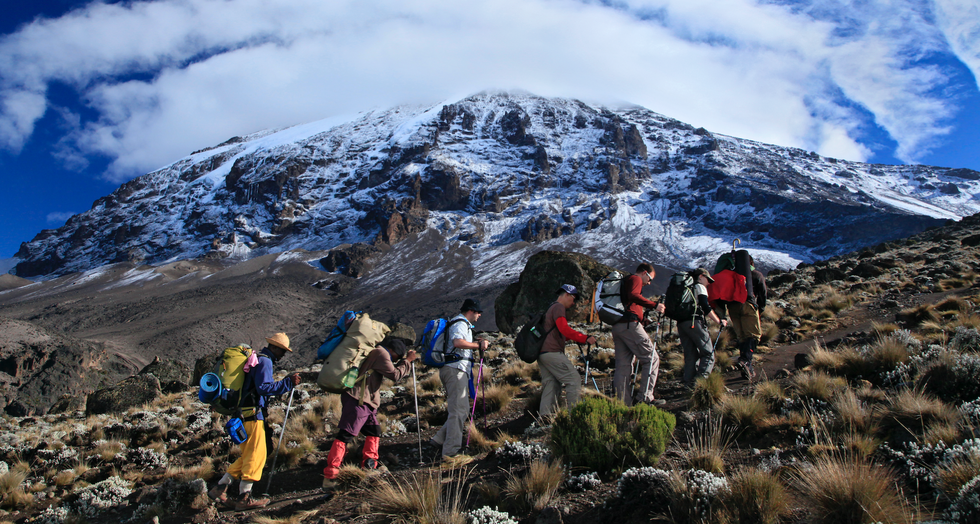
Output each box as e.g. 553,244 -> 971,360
439,366 -> 469,457
236,419 -> 267,484
361,421 -> 380,468
323,433 -> 350,480
622,322 -> 658,403
611,323 -> 634,405
678,323 -> 698,385
540,352 -> 581,412
537,353 -> 560,418
692,320 -> 714,379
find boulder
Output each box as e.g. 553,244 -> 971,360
319,243 -> 382,278
386,322 -> 417,345
48,394 -> 87,415
139,356 -> 192,393
850,261 -> 884,279
494,251 -> 619,334
813,267 -> 846,283
192,351 -> 221,386
86,374 -> 162,415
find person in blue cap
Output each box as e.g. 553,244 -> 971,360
537,284 -> 596,420
429,298 -> 488,459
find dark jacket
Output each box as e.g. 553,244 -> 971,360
751,270 -> 768,310
245,348 -> 294,420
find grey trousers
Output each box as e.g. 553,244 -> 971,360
679,318 -> 714,385
612,321 -> 660,405
431,367 -> 470,457
538,351 -> 582,418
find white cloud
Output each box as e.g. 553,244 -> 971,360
46,211 -> 76,225
934,0 -> 980,90
0,0 -> 974,181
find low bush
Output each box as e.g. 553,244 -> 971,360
669,469 -> 729,524
918,351 -> 980,404
550,396 -> 675,475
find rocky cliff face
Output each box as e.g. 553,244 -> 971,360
11,91 -> 980,279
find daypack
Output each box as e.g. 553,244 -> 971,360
199,344 -> 258,418
514,305 -> 557,364
663,272 -> 698,322
419,317 -> 470,367
714,252 -> 736,274
317,312 -> 390,394
595,271 -> 627,325
316,310 -> 360,360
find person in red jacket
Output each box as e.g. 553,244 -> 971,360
322,338 -> 417,490
537,284 -> 597,419
613,263 -> 666,406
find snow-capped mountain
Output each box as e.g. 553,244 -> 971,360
11,91 -> 980,279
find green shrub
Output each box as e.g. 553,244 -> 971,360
550,396 -> 675,475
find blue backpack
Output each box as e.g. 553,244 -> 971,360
316,310 -> 360,360
419,317 -> 469,367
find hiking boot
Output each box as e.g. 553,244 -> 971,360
234,492 -> 269,511
207,483 -> 228,504
322,477 -> 338,491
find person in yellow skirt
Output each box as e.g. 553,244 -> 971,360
208,333 -> 300,510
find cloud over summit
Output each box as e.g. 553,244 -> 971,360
0,0 -> 976,182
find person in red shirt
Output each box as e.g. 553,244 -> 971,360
537,284 -> 597,420
613,263 -> 666,406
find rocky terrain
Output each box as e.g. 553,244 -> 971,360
1,213 -> 979,524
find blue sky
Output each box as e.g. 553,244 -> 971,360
1,0 -> 978,260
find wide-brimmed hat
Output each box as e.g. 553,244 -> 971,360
461,298 -> 483,313
691,267 -> 714,283
265,332 -> 293,352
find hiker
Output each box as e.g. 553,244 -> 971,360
208,333 -> 301,510
612,263 -> 667,406
538,284 -> 597,419
679,268 -> 728,388
710,256 -> 768,379
429,298 -> 489,458
322,338 -> 417,490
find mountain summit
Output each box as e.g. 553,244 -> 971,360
12,91 -> 980,278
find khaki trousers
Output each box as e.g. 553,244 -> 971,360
538,351 -> 582,418
432,367 -> 470,457
726,302 -> 761,343
612,321 -> 660,405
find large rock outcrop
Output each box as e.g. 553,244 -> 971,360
494,251 -> 619,334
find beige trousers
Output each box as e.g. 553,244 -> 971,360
537,351 -> 582,418
612,321 -> 660,405
432,366 -> 470,457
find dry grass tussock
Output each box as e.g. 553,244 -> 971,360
503,460 -> 564,514
792,371 -> 847,402
499,360 -> 540,386
934,453 -> 980,500
250,509 -> 319,524
724,468 -> 792,524
717,395 -> 769,433
791,456 -> 913,524
0,463 -> 33,509
753,380 -> 786,411
879,388 -> 960,438
691,372 -> 726,411
464,423 -> 516,453
367,466 -> 471,524
681,415 -> 734,474
164,457 -> 214,482
479,384 -> 520,414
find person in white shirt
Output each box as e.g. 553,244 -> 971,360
429,298 -> 488,458
680,268 -> 727,388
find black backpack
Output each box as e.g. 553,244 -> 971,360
514,304 -> 557,364
663,272 -> 698,322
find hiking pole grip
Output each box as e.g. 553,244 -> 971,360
263,387 -> 295,495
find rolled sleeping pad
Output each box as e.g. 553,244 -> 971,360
734,249 -> 754,300
198,372 -> 222,403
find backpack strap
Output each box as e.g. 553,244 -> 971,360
442,317 -> 475,363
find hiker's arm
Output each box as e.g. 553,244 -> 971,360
626,277 -> 659,309
253,360 -> 292,396
453,338 -> 488,351
699,294 -> 725,326
555,317 -> 593,344
754,272 -> 768,310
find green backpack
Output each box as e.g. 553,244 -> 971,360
663,272 -> 698,322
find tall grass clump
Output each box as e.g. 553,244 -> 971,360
550,396 -> 675,475
691,373 -> 726,411
717,395 -> 769,435
367,467 -> 471,524
723,468 -> 792,524
791,456 -> 912,524
502,460 -> 564,514
681,416 -> 734,474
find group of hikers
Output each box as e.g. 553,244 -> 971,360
205,250 -> 767,511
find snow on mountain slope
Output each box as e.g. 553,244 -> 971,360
10,91 -> 980,282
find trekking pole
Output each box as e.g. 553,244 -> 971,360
465,357 -> 484,449
411,361 -> 422,464
262,387 -> 295,495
